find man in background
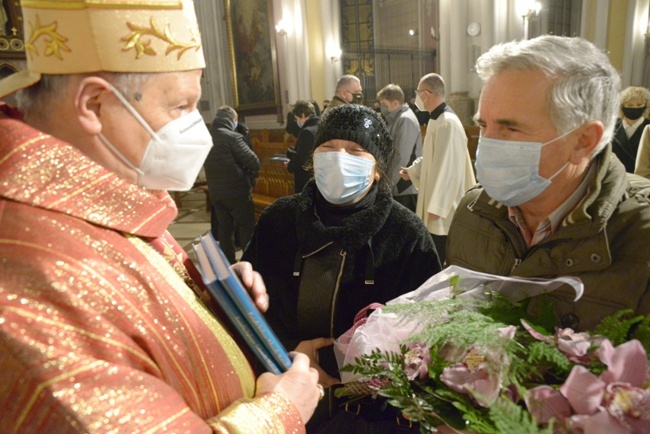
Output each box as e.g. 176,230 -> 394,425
0,1 -> 320,431
377,83 -> 422,212
322,75 -> 363,115
447,35 -> 650,330
205,105 -> 260,263
286,100 -> 320,193
401,73 -> 476,263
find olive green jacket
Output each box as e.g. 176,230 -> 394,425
447,145 -> 650,330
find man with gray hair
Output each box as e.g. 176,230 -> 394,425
322,74 -> 363,115
447,35 -> 650,330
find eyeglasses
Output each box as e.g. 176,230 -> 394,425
415,89 -> 431,97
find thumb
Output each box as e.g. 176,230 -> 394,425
311,337 -> 335,350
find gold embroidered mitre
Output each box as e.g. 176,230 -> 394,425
0,0 -> 205,98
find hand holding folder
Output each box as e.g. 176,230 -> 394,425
193,232 -> 292,374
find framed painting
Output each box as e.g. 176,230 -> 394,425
225,0 -> 280,114
0,0 -> 24,59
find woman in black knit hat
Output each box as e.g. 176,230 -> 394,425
242,104 -> 440,432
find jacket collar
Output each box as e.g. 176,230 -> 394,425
430,101 -> 453,120
0,114 -> 176,238
212,113 -> 235,131
385,103 -> 409,123
294,180 -> 393,254
304,115 -> 320,128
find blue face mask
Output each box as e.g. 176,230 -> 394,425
313,152 -> 375,205
475,128 -> 577,206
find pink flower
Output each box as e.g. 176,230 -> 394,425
602,383 -> 650,432
403,342 -> 431,381
521,320 -> 595,362
440,327 -> 515,408
440,357 -> 501,407
524,385 -> 572,425
556,328 -> 592,359
597,340 -> 649,387
536,339 -> 650,432
560,365 -> 606,414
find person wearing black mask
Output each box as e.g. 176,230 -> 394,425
321,75 -> 363,115
611,86 -> 650,172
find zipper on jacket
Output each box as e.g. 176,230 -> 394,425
329,251 -> 347,338
510,258 -> 521,274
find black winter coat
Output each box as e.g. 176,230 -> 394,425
286,115 -> 319,193
242,181 -> 440,376
204,113 -> 260,200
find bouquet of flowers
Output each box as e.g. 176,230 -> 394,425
333,267 -> 650,433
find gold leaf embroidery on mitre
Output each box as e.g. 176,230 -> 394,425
121,17 -> 201,59
25,15 -> 71,60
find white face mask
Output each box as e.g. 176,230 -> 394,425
415,92 -> 428,112
99,85 -> 213,191
314,151 -> 375,205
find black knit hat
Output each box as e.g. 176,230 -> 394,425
313,104 -> 394,170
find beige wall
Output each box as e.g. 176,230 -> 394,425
305,0 -> 328,107
606,0 -> 628,72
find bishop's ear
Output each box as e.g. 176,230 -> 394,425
74,76 -> 114,136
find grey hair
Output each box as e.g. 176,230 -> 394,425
335,75 -> 360,92
15,72 -> 154,117
419,73 -> 445,98
475,35 -> 621,156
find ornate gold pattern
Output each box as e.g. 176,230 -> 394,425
21,0 -> 182,9
0,115 -> 301,432
127,236 -> 255,399
213,393 -> 303,434
24,15 -> 71,60
121,17 -> 200,59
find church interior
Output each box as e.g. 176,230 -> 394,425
1,0 -> 648,252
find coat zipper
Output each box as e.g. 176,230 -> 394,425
510,258 -> 522,274
330,251 -> 346,338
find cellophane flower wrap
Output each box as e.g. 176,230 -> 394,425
333,266 -> 650,433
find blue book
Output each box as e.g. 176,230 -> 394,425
193,232 -> 292,373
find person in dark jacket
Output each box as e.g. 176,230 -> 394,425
204,105 -> 260,263
447,36 -> 650,332
242,104 -> 440,432
286,100 -> 320,193
611,85 -> 650,173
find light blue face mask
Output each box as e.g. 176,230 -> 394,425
475,127 -> 578,206
313,152 -> 375,205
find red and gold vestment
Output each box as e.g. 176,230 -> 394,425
0,107 -> 304,433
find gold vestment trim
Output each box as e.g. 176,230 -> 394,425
128,236 -> 255,402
